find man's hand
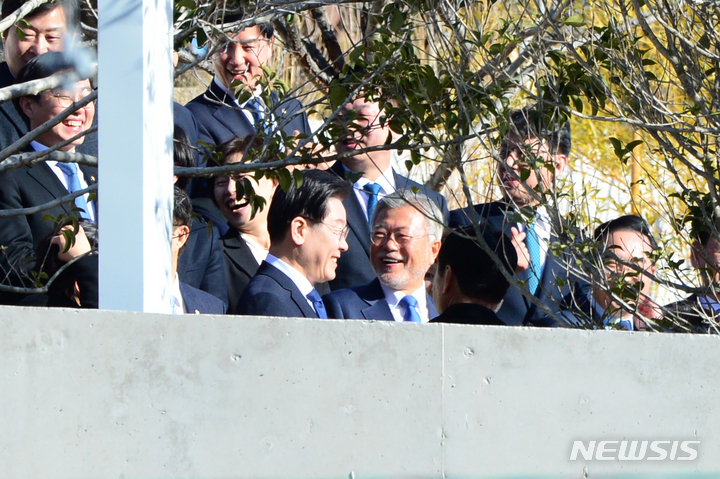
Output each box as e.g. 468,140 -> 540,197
510,226 -> 530,273
52,225 -> 92,263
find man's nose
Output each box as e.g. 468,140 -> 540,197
339,236 -> 349,252
31,34 -> 50,55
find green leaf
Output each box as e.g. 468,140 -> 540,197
292,168 -> 304,189
278,168 -> 292,191
609,137 -> 624,159
176,0 -> 195,8
329,84 -> 349,111
563,15 -> 585,27
196,28 -> 207,48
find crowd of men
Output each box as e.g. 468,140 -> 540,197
0,0 -> 717,331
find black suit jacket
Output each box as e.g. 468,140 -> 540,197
0,62 -> 98,156
236,261 -> 318,318
0,157 -> 98,293
449,201 -> 570,327
328,162 -> 449,291
323,278 -> 438,321
429,302 -> 506,325
185,80 -> 311,148
180,282 -> 227,314
219,228 -> 260,315
177,216 -> 228,307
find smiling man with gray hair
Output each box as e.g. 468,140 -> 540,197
323,190 -> 443,322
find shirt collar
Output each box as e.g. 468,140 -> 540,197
213,75 -> 263,107
343,164 -> 396,194
266,253 -> 315,297
380,282 -> 428,311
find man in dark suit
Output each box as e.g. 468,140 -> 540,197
449,105 -> 573,327
323,191 -> 442,322
0,0 -> 97,155
237,170 -> 352,317
211,136 -> 278,313
185,20 -> 311,147
329,96 -> 448,291
430,226 -> 517,326
0,52 -> 96,304
172,187 -> 226,315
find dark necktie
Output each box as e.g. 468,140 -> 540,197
247,97 -> 267,133
306,289 -> 327,319
525,214 -> 542,296
400,295 -> 421,322
56,162 -> 91,220
363,182 -> 382,225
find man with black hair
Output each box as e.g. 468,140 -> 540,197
430,227 -> 516,325
560,214 -> 659,330
329,95 -> 448,292
0,51 -> 96,304
449,105 -> 573,327
186,18 -> 310,146
0,0 -> 96,154
237,169 -> 351,317
172,186 -> 226,315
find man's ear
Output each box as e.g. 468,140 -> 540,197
18,96 -> 34,119
175,225 -> 190,249
441,265 -> 454,295
289,216 -> 308,246
553,153 -> 568,174
430,238 -> 442,262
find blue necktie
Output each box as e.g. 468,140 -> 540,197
400,295 -> 421,322
56,162 -> 91,220
247,97 -> 267,133
363,182 -> 382,225
525,215 -> 542,296
306,289 -> 327,319
171,295 -> 182,315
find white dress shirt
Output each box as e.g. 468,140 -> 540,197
380,282 -> 433,323
344,164 -> 396,222
32,141 -> 96,221
514,205 -> 551,274
242,233 -> 269,265
266,253 -> 316,310
171,274 -> 185,315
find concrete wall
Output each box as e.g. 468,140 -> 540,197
1,306 -> 718,478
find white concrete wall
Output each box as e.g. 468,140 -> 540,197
1,306 -> 718,478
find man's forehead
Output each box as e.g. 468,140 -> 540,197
342,98 -> 380,115
222,25 -> 268,42
23,7 -> 66,29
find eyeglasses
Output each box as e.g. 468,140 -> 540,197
370,230 -> 429,246
318,221 -> 350,241
46,87 -> 95,108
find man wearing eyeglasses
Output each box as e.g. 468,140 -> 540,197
322,191 -> 443,322
0,51 -> 96,305
236,170 -> 352,318
0,0 -> 97,155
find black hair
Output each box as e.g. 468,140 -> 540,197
173,126 -> 194,190
215,135 -> 266,167
173,185 -> 193,228
2,0 -> 79,31
266,169 -> 351,244
593,214 -> 658,251
437,226 -> 517,304
508,105 -> 572,157
211,5 -> 274,39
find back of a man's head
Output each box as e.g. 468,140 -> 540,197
266,169 -> 351,244
2,0 -> 79,31
438,226 -> 517,306
173,185 -> 193,228
509,105 -> 572,157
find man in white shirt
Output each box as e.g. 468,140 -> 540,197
237,170 -> 352,317
329,96 -> 448,291
323,191 -> 443,322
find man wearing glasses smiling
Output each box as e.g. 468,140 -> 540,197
0,51 -> 96,305
237,170 -> 352,318
323,191 -> 443,322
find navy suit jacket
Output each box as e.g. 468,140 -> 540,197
429,302 -> 506,326
323,278 -> 438,321
0,62 -> 98,156
0,157 -> 98,294
236,261 -> 318,318
328,162 -> 449,291
219,228 -> 260,315
449,201 -> 570,327
180,282 -> 226,314
177,216 -> 228,307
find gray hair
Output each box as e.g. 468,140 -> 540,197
371,190 -> 444,240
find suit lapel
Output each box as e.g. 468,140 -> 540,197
26,162 -> 72,212
261,262 -> 318,318
359,279 -> 393,320
223,231 -> 260,278
331,162 -> 371,255
206,82 -> 255,135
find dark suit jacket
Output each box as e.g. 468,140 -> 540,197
0,158 -> 98,295
219,228 -> 260,315
177,216 -> 228,307
185,80 -> 311,148
328,162 -> 450,291
180,281 -> 227,314
323,278 -> 438,321
429,302 -> 506,325
0,62 -> 98,156
449,201 -> 569,327
236,261 -> 318,318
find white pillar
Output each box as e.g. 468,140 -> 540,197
97,0 -> 174,313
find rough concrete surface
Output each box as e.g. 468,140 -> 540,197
1,307 -> 718,478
